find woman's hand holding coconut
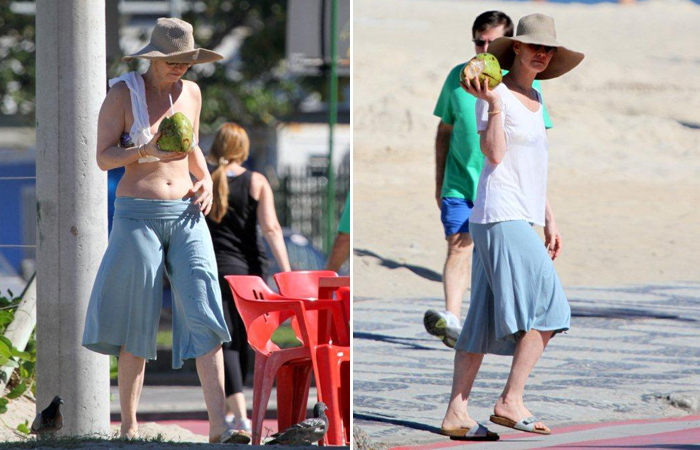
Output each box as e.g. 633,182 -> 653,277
139,132 -> 192,162
461,78 -> 502,114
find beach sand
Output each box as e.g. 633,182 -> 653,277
353,0 -> 700,300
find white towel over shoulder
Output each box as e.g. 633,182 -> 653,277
108,72 -> 160,163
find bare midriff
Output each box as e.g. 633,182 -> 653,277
117,160 -> 193,200
116,80 -> 198,200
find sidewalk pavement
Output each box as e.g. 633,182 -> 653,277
389,414 -> 700,449
109,386 -> 328,445
110,386 -> 317,420
354,282 -> 700,448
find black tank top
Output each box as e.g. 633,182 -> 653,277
206,170 -> 268,277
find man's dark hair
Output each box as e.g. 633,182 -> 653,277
472,11 -> 514,39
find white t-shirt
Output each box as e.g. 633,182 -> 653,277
470,83 -> 549,226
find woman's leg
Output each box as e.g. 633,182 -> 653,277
222,347 -> 248,420
441,351 -> 484,430
195,344 -> 231,442
494,329 -> 553,432
118,347 -> 146,438
227,393 -> 248,420
219,284 -> 250,423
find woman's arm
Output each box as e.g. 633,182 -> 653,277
478,99 -> 507,165
95,84 -> 142,171
544,198 -> 562,260
462,79 -> 506,164
253,173 -> 292,272
187,82 -> 214,214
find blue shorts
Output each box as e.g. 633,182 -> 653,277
82,197 -> 231,369
440,197 -> 474,237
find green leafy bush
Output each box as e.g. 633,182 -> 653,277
0,288 -> 36,418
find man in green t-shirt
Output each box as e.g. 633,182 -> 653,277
326,196 -> 350,272
424,11 -> 553,348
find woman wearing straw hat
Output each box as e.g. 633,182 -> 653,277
81,18 -> 250,444
440,14 -> 584,439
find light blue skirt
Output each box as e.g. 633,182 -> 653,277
455,220 -> 570,355
82,197 -> 231,369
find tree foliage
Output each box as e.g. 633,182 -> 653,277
0,0 -> 35,124
2,0 -> 325,132
180,0 -> 301,131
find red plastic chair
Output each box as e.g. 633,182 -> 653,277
226,275 -> 317,444
275,270 -> 349,342
274,270 -> 338,299
226,275 -> 350,445
337,286 -> 350,327
273,271 -> 351,443
317,344 -> 350,445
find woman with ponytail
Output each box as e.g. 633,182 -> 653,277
205,122 -> 291,433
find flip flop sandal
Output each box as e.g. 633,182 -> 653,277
211,428 -> 252,444
490,415 -> 551,435
440,423 -> 500,441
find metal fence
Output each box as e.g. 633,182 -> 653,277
271,163 -> 350,252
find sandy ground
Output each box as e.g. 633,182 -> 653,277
353,0 -> 700,300
0,393 -> 206,445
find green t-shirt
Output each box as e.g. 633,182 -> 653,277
337,196 -> 350,234
433,65 -> 553,201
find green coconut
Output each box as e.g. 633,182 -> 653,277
157,112 -> 193,153
459,53 -> 502,89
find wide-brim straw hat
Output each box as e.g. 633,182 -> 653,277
488,14 -> 584,80
123,17 -> 223,64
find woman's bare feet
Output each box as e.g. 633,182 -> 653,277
493,396 -> 549,434
120,426 -> 139,439
441,407 -> 479,432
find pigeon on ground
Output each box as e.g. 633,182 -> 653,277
31,396 -> 63,435
266,402 -> 329,445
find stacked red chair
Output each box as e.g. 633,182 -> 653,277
273,271 -> 351,444
226,275 -> 350,445
274,270 -> 338,299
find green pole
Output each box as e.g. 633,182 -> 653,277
325,0 -> 339,254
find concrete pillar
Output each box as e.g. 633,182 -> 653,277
35,0 -> 110,437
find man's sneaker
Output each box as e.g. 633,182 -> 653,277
424,309 -> 461,348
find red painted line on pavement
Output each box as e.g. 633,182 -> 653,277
388,415 -> 700,450
541,426 -> 700,449
545,413 -> 700,435
111,419 -> 279,438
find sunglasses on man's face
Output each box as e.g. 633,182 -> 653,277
526,44 -> 557,54
472,38 -> 490,47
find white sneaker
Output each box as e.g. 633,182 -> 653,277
424,309 -> 461,348
233,418 -> 252,435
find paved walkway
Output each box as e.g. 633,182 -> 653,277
110,386 -> 317,418
389,415 -> 700,449
354,283 -> 700,448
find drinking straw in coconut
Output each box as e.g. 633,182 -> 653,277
169,94 -> 175,116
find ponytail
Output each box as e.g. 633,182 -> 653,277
209,164 -> 229,223
207,122 -> 250,223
